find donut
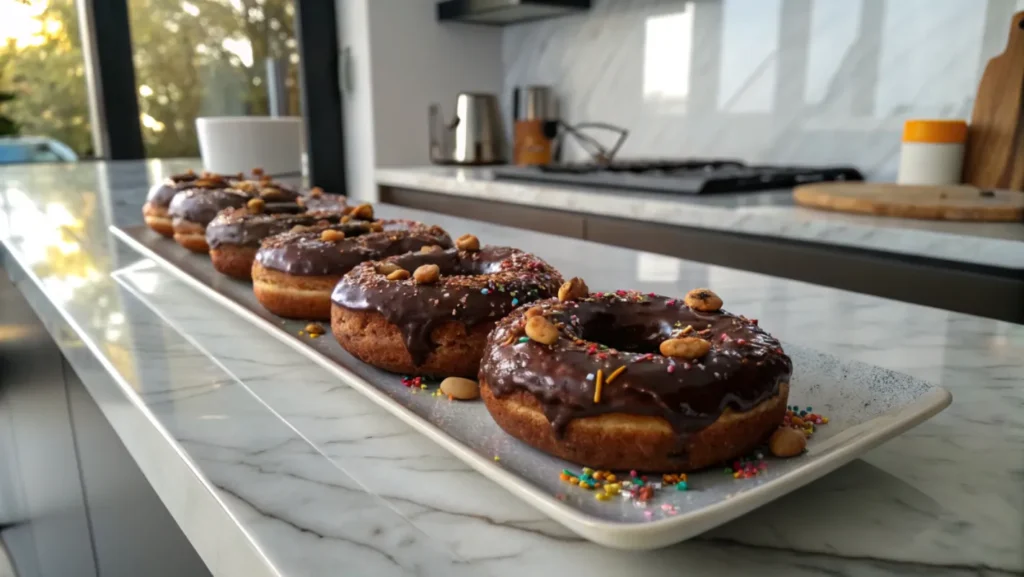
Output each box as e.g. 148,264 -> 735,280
167,177 -> 305,253
253,219 -> 451,320
297,187 -> 350,212
206,207 -> 354,280
330,242 -> 563,378
477,287 -> 792,472
142,170 -> 208,237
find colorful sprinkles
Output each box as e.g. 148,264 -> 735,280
559,466 -> 690,507
552,407 -> 829,516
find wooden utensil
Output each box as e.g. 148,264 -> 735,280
793,182 -> 1024,221
962,11 -> 1024,190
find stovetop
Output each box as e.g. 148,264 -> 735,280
491,159 -> 863,195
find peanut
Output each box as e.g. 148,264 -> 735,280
439,377 -> 479,400
659,337 -> 711,360
525,316 -> 559,345
456,234 -> 480,251
413,264 -> 440,284
309,186 -> 323,197
376,262 -> 402,275
320,229 -> 346,242
304,323 -> 325,336
557,277 -> 589,302
246,197 -> 265,213
259,186 -> 286,200
525,306 -> 544,318
340,215 -> 352,223
769,426 -> 807,458
386,269 -> 410,281
369,221 -> 384,232
420,245 -> 444,254
351,203 -> 374,220
684,288 -> 723,312
290,224 -> 310,233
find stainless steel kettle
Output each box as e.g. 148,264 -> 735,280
429,93 -> 507,165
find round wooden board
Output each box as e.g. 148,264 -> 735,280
792,182 -> 1024,221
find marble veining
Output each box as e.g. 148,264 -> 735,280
376,166 -> 1024,271
503,0 -> 1023,181
1,160 -> 1023,576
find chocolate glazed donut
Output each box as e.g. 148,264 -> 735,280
253,219 -> 452,320
477,290 -> 792,472
167,178 -> 303,253
142,170 -> 203,237
330,245 -> 563,378
168,187 -> 256,252
206,200 -> 351,280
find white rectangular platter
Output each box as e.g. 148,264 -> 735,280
112,224 -> 951,550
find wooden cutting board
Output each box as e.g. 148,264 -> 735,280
793,182 -> 1024,221
962,11 -> 1024,190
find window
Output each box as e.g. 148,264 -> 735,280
0,0 -> 94,160
127,0 -> 301,157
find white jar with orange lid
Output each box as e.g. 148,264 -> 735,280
897,119 -> 968,185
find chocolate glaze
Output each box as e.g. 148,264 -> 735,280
145,171 -> 202,207
478,292 -> 792,440
167,187 -> 254,227
206,208 -> 353,249
256,219 -> 452,277
332,247 -> 563,365
300,193 -> 348,212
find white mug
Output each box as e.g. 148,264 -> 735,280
195,117 -> 304,176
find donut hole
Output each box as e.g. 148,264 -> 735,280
390,248 -> 508,279
552,304 -> 679,354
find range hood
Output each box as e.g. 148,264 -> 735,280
437,0 -> 590,25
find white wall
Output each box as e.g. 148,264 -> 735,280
337,0 -> 504,201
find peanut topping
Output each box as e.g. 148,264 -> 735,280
525,316 -> 558,345
769,427 -> 806,457
320,229 -> 346,242
524,306 -> 544,318
557,277 -> 589,302
659,337 -> 710,360
420,245 -> 444,254
455,234 -> 480,251
440,377 -> 479,400
413,264 -> 440,284
351,203 -> 374,220
369,221 -> 384,232
684,288 -> 723,312
259,186 -> 286,200
376,262 -> 402,275
309,186 -> 323,197
246,197 -> 265,213
386,269 -> 410,281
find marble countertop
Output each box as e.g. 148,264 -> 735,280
1,160 -> 1022,576
376,166 -> 1024,271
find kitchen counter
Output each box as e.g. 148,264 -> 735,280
2,160 -> 1022,576
375,166 -> 1024,271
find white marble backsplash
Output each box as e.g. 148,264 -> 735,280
503,0 -> 1024,179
